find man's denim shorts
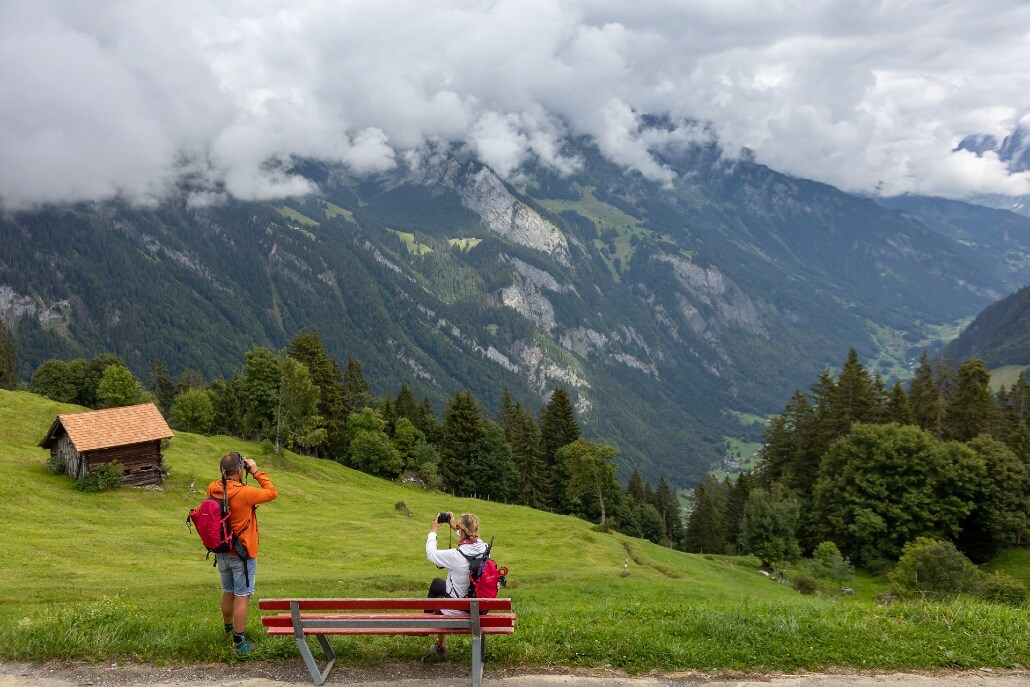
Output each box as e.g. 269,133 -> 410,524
215,553 -> 257,596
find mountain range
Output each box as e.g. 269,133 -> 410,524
1,135 -> 1026,485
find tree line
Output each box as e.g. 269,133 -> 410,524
24,329 -> 685,548
685,348 -> 1030,568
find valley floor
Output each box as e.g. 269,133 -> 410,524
1,662 -> 1027,687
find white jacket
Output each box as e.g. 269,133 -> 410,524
426,531 -> 488,614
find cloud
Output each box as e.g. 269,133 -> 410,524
2,0 -> 1030,208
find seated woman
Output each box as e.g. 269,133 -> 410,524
425,511 -> 488,657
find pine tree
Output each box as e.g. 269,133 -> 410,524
439,390 -> 482,494
146,359 -> 176,415
468,420 -> 519,501
722,472 -> 752,552
395,384 -> 421,424
908,351 -> 939,434
655,476 -> 684,546
684,482 -> 725,554
289,330 -> 346,457
0,320 -> 17,390
540,387 -> 581,511
884,380 -> 912,425
510,406 -> 549,508
945,359 -> 997,441
829,348 -> 880,435
499,387 -> 518,440
626,468 -> 646,504
341,357 -> 375,415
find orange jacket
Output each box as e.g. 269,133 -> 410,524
207,470 -> 277,558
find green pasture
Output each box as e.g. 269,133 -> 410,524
388,229 -> 433,256
990,365 -> 1029,392
1,389 -> 1028,670
275,206 -> 321,228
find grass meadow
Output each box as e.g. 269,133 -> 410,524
1,389 -> 1028,671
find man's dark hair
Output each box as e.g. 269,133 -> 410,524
220,451 -> 243,476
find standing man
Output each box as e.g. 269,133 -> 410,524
207,451 -> 278,654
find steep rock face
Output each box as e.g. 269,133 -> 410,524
407,157 -> 570,264
459,168 -> 571,265
0,286 -> 70,333
651,252 -> 772,338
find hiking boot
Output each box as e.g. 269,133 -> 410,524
428,644 -> 446,657
234,641 -> 254,655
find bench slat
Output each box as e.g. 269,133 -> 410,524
262,612 -> 516,628
259,597 -> 512,612
265,626 -> 516,636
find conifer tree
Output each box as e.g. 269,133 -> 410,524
439,390 -> 482,494
209,376 -> 246,437
510,405 -> 549,508
146,359 -> 176,416
176,368 -> 206,395
829,348 -> 880,435
945,359 -> 996,441
540,386 -> 581,511
0,320 -> 15,390
395,384 -> 421,424
499,387 -> 518,440
884,380 -> 912,425
908,351 -> 939,434
722,472 -> 752,551
626,468 -> 646,504
417,396 -> 441,444
289,330 -> 346,457
684,481 -> 725,554
241,346 -> 281,439
468,419 -> 519,501
655,476 -> 684,546
341,357 -> 375,415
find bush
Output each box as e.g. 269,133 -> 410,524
808,541 -> 854,581
888,538 -> 978,599
792,575 -> 819,595
46,453 -> 65,475
973,571 -> 1026,607
76,462 -> 124,493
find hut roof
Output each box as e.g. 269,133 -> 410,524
38,403 -> 173,452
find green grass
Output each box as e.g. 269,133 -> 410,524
2,389 -> 1029,670
448,238 -> 482,251
275,206 -> 321,227
388,229 -> 433,256
321,201 -> 354,222
990,365 -> 1029,392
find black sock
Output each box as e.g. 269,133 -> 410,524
224,623 -> 233,633
233,632 -> 245,644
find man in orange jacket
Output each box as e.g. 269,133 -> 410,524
207,451 -> 278,654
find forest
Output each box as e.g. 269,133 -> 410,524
684,348 -> 1030,573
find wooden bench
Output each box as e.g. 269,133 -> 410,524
259,598 -> 516,687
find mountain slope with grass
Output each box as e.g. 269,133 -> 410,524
2,389 -> 1029,672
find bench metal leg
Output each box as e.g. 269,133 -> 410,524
470,601 -> 483,687
296,634 -> 335,686
290,602 -> 336,686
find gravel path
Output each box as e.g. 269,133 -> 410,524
2,662 -> 1028,687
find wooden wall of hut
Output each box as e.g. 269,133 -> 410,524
85,441 -> 164,487
55,433 -> 85,479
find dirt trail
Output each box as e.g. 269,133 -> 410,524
1,662 -> 1028,687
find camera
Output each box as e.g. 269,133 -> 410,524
436,512 -> 451,524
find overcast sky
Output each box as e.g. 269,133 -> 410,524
2,0 -> 1030,208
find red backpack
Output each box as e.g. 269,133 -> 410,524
187,477 -> 251,584
460,538 -> 508,600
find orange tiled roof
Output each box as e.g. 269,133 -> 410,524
40,403 -> 173,452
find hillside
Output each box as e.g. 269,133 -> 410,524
2,389 -> 1030,671
1,141 -> 1021,485
944,284 -> 1030,368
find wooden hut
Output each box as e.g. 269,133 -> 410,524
38,403 -> 173,487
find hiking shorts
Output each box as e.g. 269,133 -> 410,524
216,553 -> 257,597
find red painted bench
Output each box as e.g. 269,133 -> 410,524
259,598 -> 516,686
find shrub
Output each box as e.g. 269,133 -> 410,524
888,538 -> 978,599
792,575 -> 818,595
973,570 -> 1026,607
46,453 -> 65,475
76,462 -> 124,493
808,541 -> 854,581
